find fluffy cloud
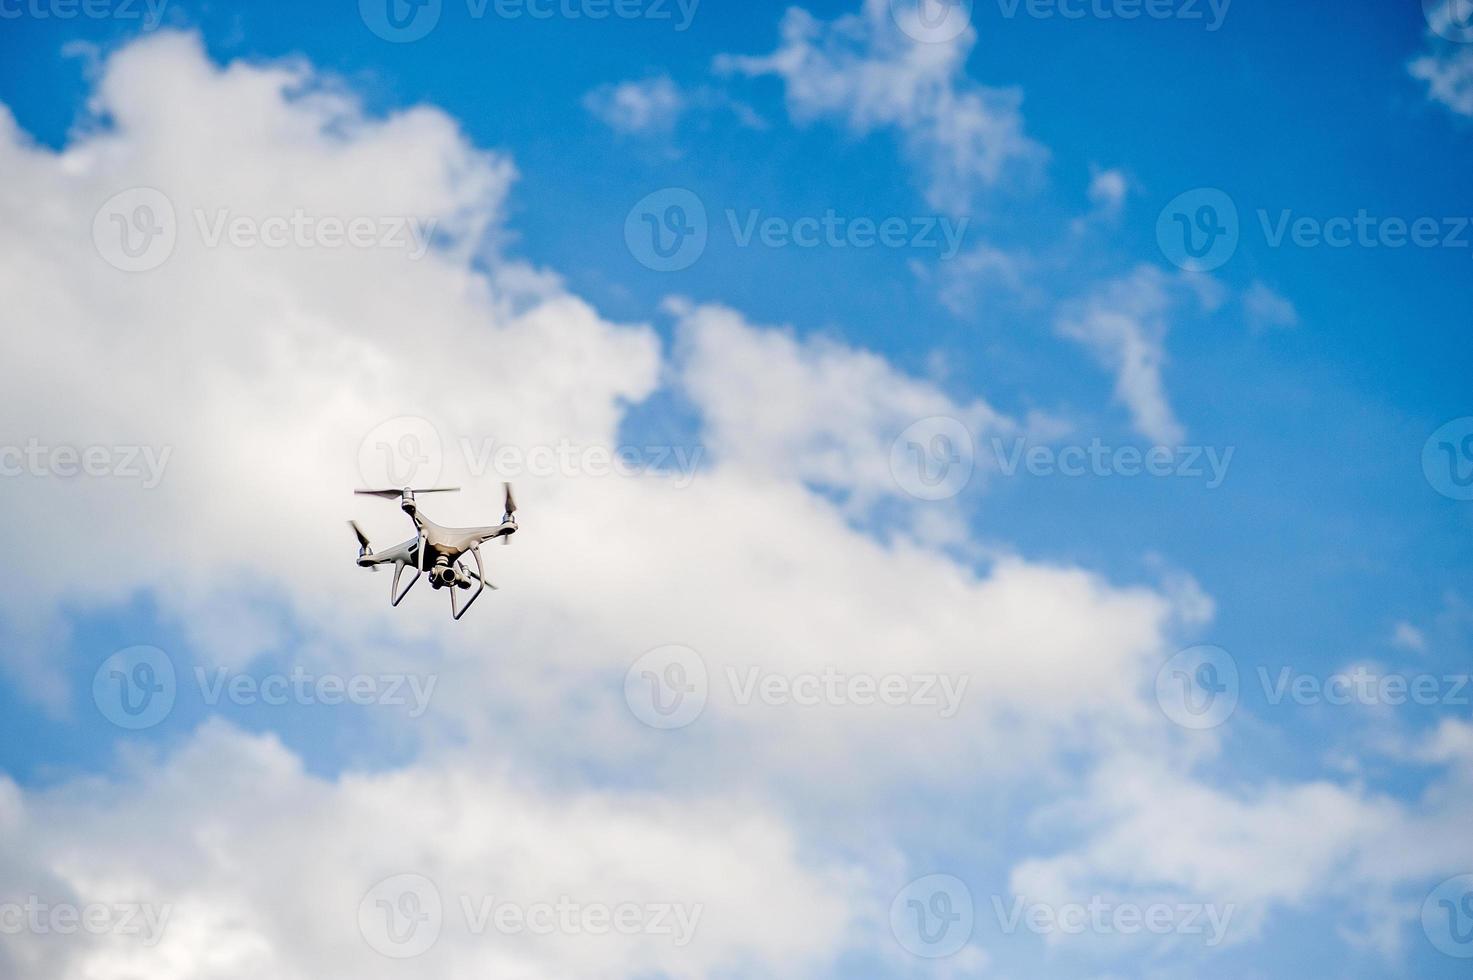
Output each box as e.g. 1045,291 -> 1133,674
0,722 -> 857,979
1010,731 -> 1473,955
1,26 -> 1463,980
715,0 -> 1045,213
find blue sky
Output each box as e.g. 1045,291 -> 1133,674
0,0 -> 1471,977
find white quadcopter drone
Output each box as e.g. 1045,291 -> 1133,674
349,483 -> 518,620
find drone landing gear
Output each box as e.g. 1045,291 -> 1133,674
450,546 -> 493,621
390,561 -> 421,607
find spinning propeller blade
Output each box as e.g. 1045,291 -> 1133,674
348,520 -> 370,550
354,487 -> 462,498
503,482 -> 517,545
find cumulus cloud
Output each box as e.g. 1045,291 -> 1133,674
715,0 -> 1045,213
0,722 -> 856,979
1010,733 -> 1473,956
1,27 -> 1462,980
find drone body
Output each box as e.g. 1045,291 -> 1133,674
349,484 -> 517,620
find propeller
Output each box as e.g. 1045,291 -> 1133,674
354,487 -> 461,498
502,482 -> 517,545
348,521 -> 380,572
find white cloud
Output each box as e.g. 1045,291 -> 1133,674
671,297 -> 1017,503
1086,167 -> 1128,216
1410,44 -> 1473,116
715,0 -> 1045,213
933,241 -> 1029,316
1391,621 -> 1427,653
1243,281 -> 1299,333
1010,735 -> 1473,955
0,722 -> 857,979
1056,265 -> 1223,445
583,75 -> 687,133
1,28 -> 1462,979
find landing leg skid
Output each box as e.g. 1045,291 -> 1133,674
450,546 -> 489,620
391,561 -> 421,607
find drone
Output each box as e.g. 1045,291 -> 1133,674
349,483 -> 518,620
